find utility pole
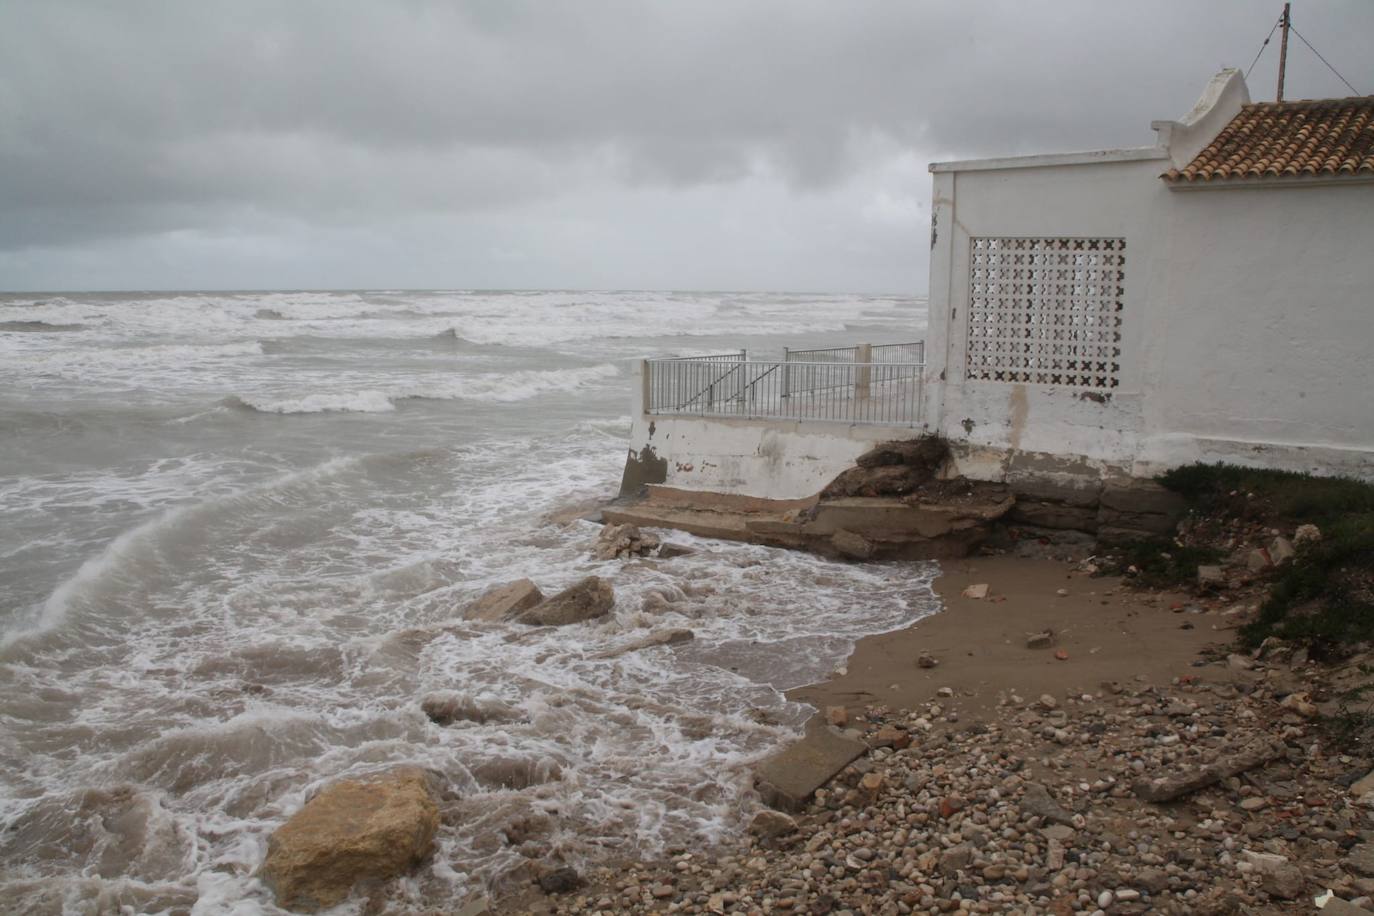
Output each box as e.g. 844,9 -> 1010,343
1276,3 -> 1291,101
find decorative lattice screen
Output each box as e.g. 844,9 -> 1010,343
966,237 -> 1125,389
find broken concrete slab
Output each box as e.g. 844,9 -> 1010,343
754,726 -> 867,812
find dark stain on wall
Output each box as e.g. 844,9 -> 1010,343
618,445 -> 668,497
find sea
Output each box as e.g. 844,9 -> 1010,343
0,289 -> 939,914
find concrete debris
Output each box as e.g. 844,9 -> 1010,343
1197,564 -> 1226,587
1279,690 -> 1319,717
754,726 -> 867,812
573,668 -> 1371,915
594,523 -> 661,560
1019,782 -> 1077,826
961,583 -> 989,599
1270,534 -> 1296,565
1026,630 -> 1054,649
1134,739 -> 1285,803
1294,523 -> 1323,545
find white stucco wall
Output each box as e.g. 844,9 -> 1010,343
923,73 -> 1374,482
926,153 -> 1172,469
623,408 -> 907,501
1136,182 -> 1374,476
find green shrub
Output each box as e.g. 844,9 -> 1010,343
1158,463 -> 1374,527
1155,463 -> 1374,654
1114,538 -> 1224,590
1239,513 -> 1374,654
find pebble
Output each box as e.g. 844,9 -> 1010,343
535,651 -> 1353,916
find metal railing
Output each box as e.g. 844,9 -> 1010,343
660,349 -> 747,407
781,341 -> 924,399
782,340 -> 924,365
668,349 -> 747,362
643,357 -> 924,426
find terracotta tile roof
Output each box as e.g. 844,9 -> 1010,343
1164,96 -> 1374,183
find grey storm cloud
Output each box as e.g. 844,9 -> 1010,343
2,1 -> 1372,291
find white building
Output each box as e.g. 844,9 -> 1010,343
623,70 -> 1374,508
925,68 -> 1374,483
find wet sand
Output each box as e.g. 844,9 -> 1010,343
790,554 -> 1232,722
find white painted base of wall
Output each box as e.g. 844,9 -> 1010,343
625,413 -> 920,501
1135,434 -> 1374,482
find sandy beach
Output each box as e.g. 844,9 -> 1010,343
791,554 -> 1230,724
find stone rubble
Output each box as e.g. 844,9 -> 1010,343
539,665 -> 1374,915
595,523 -> 663,560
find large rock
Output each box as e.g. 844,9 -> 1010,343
513,577 -> 616,627
831,528 -> 875,560
420,692 -> 522,726
461,579 -> 544,623
259,767 -> 441,912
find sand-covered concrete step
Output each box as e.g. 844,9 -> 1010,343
601,503 -> 758,542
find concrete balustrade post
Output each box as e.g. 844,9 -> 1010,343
856,343 -> 873,399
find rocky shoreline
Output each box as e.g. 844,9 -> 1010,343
251,501 -> 1373,914
506,552 -> 1374,915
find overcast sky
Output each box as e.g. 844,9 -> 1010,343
2,1 -> 1371,293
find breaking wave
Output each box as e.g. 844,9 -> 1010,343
0,320 -> 87,333
227,364 -> 622,414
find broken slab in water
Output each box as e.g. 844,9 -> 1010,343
603,480 -> 1012,561
754,725 -> 868,812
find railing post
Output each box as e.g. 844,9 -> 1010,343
640,359 -> 652,414
855,344 -> 872,399
781,347 -> 791,400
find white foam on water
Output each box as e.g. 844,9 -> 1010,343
0,289 -> 936,913
229,389 -> 399,414
0,456 -> 360,650
229,365 -> 622,414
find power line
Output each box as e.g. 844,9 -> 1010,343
1245,14 -> 1283,81
1290,24 -> 1363,96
